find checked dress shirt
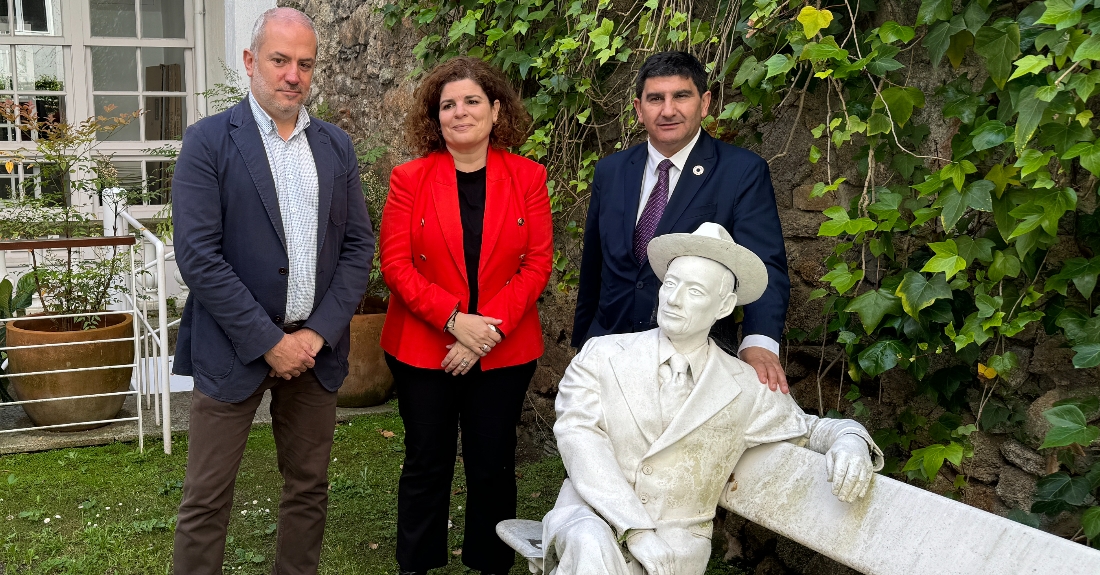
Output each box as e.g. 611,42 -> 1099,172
249,93 -> 319,324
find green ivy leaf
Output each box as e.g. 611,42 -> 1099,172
801,38 -> 849,61
867,113 -> 892,135
1041,405 -> 1100,448
878,21 -> 916,44
988,351 -> 1019,377
1015,87 -> 1051,152
1038,121 -> 1093,155
1065,141 -> 1100,176
845,289 -> 904,332
1032,472 -> 1092,515
971,120 -> 1013,151
809,145 -> 822,163
922,239 -> 968,279
822,264 -> 863,295
975,24 -> 1021,89
764,54 -> 795,79
988,250 -> 1022,282
1036,0 -> 1083,30
934,179 -> 994,231
867,57 -> 905,76
904,442 -> 964,480
875,86 -> 926,128
1081,506 -> 1100,541
896,271 -> 953,318
797,6 -> 834,38
1046,257 -> 1100,298
858,339 -> 909,377
1073,33 -> 1100,62
925,18 -> 967,67
955,236 -> 995,265
1073,343 -> 1100,368
1009,54 -> 1054,80
917,0 -> 954,25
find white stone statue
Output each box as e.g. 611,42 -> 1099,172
542,222 -> 884,575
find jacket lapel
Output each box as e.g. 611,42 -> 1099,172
479,148 -> 510,275
430,152 -> 468,282
622,144 -> 647,265
306,123 -> 334,253
608,330 -> 664,445
228,99 -> 285,249
654,130 -> 717,237
644,339 -> 744,458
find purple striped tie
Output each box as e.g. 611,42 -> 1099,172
634,159 -> 674,263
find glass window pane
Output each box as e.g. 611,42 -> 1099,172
94,95 -> 139,140
0,9 -> 11,37
90,0 -> 136,38
146,161 -> 173,204
16,45 -> 63,92
144,96 -> 185,140
140,0 -> 184,39
19,95 -> 63,141
111,160 -> 143,202
141,47 -> 185,92
91,46 -> 137,92
15,0 -> 61,36
33,162 -> 66,205
0,46 -> 12,90
0,176 -> 13,201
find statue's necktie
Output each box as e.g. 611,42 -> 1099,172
633,159 -> 675,263
660,352 -> 691,429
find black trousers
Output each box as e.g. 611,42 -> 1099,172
386,354 -> 536,573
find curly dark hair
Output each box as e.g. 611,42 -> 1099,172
405,57 -> 532,157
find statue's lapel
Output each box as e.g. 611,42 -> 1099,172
644,339 -> 743,458
609,331 -> 663,445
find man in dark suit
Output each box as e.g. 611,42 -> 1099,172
171,8 -> 374,574
573,51 -> 791,392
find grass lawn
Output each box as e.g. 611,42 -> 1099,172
0,404 -> 747,574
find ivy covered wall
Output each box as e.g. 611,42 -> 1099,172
285,0 -> 1100,561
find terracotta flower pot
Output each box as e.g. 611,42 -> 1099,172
6,313 -> 135,431
337,313 -> 394,407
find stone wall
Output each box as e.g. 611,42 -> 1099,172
289,0 -> 1100,568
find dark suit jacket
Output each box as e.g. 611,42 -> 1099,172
172,98 -> 375,403
572,130 -> 789,349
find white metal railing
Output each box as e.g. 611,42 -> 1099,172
0,215 -> 174,454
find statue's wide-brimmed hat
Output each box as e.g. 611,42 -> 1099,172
647,222 -> 769,305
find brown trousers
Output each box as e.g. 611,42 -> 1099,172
173,371 -> 337,575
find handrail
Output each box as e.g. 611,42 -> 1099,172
0,236 -> 136,250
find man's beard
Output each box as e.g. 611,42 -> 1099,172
252,72 -> 303,117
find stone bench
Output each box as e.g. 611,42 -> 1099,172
498,442 -> 1100,575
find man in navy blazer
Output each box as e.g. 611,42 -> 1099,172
171,8 -> 374,574
573,51 -> 791,392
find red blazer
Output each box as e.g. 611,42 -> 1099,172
380,148 -> 552,370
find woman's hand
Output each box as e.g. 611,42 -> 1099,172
442,342 -> 480,375
448,313 -> 503,356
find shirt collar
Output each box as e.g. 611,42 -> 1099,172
248,92 -> 310,140
657,329 -> 709,380
646,127 -> 702,174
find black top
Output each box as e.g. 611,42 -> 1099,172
456,167 -> 486,314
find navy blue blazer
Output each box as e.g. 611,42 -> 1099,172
172,98 -> 376,403
572,130 -> 789,349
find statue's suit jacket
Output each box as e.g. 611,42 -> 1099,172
545,329 -> 880,575
172,98 -> 376,403
571,130 -> 790,349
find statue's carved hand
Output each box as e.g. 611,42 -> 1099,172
825,434 -> 874,503
626,529 -> 675,575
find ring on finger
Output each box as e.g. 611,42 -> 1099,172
481,343 -> 490,352
460,359 -> 469,367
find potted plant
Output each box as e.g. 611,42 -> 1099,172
337,163 -> 394,408
0,102 -> 141,431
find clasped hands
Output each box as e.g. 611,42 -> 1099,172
442,312 -> 502,375
264,329 -> 325,380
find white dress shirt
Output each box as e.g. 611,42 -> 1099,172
639,128 -> 779,358
249,93 -> 318,324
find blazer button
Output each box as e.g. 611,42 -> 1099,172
278,267 -> 288,275
517,218 -> 524,226
636,281 -> 645,289
274,315 -> 283,324
639,494 -> 650,504
642,465 -> 653,475
420,254 -> 427,261
519,254 -> 525,260
420,218 -> 425,226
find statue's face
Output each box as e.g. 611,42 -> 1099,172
657,256 -> 736,341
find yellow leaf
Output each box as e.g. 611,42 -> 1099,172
4,160 -> 11,174
977,363 -> 997,380
797,6 -> 834,39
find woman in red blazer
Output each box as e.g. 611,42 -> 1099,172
379,57 -> 552,575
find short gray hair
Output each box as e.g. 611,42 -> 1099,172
250,7 -> 317,53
